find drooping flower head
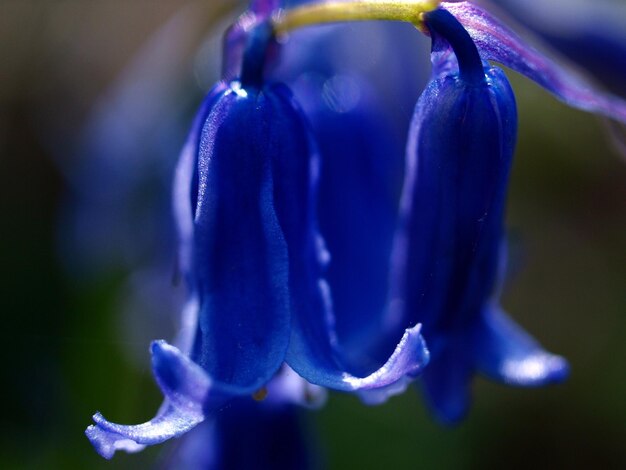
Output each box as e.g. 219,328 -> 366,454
386,8 -> 568,423
86,16 -> 428,458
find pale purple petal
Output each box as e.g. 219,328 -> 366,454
86,405 -> 201,460
442,1 -> 626,123
85,341 -> 251,459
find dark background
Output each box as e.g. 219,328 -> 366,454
1,1 -> 625,468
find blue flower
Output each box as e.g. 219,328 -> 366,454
86,27 -> 428,457
85,0 -> 626,462
383,8 -> 567,424
377,3 -> 626,423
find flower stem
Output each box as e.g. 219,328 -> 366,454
272,0 -> 441,35
423,8 -> 485,84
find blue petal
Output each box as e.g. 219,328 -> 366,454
387,64 -> 517,340
86,341 -> 230,459
420,347 -> 472,425
171,84 -> 228,353
442,1 -> 626,123
293,73 -> 408,373
388,12 -> 524,418
319,121 -> 404,371
173,82 -> 228,282
190,83 -> 293,389
473,305 -> 570,386
476,234 -> 564,388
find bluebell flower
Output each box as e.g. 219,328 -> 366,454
383,8 -> 565,424
378,3 -> 626,423
76,2 -> 322,465
85,0 -> 626,462
86,22 -> 428,458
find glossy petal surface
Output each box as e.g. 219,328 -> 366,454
389,65 -> 517,343
86,341 -> 222,459
190,83 -> 294,389
173,83 -> 228,283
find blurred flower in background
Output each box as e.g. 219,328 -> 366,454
1,0 -> 625,468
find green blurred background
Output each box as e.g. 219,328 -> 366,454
1,1 -> 625,468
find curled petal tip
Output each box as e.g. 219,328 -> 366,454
287,321 -> 429,402
85,417 -> 146,460
345,323 -> 429,396
150,338 -> 167,353
86,405 -> 205,458
84,342 -> 235,459
357,375 -> 415,406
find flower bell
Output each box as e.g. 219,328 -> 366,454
86,20 -> 428,458
386,8 -> 569,423
85,0 -> 626,463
